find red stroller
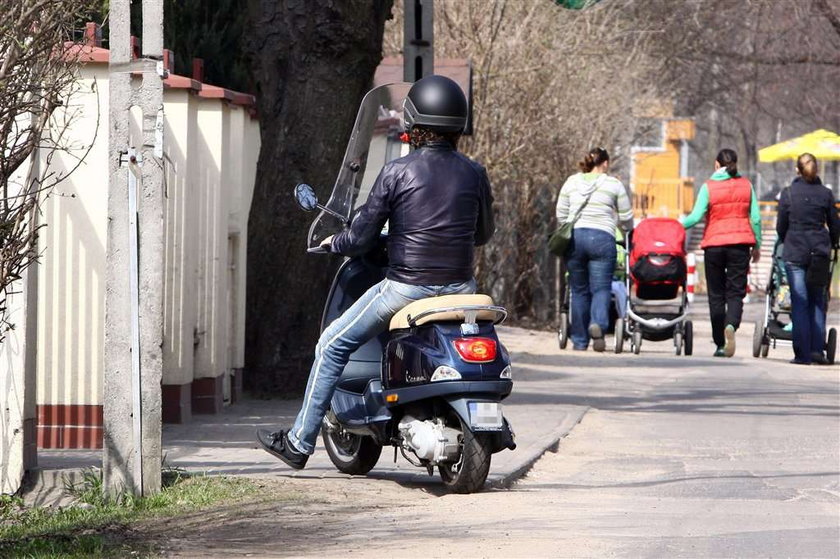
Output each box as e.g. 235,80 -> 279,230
616,217 -> 693,355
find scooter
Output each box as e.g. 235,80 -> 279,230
291,83 -> 515,494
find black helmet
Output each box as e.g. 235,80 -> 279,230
403,75 -> 468,134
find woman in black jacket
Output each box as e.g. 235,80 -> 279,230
776,153 -> 840,365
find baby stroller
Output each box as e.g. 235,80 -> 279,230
557,245 -> 625,350
753,242 -> 837,363
617,217 -> 693,355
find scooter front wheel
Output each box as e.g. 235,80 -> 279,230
438,416 -> 492,494
321,420 -> 382,475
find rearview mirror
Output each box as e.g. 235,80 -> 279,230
294,183 -> 318,211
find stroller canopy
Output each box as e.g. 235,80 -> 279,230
630,217 -> 687,287
630,217 -> 686,265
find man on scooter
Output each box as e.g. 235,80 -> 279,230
257,75 -> 495,469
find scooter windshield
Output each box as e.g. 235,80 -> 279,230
306,83 -> 412,250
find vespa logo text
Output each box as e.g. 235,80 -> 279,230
405,370 -> 425,384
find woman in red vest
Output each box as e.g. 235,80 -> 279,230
682,149 -> 762,357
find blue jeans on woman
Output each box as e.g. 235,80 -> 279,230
566,228 -> 617,349
784,262 -> 827,363
288,277 -> 476,454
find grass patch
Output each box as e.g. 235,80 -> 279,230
0,469 -> 259,557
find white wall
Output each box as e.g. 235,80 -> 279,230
31,61 -> 259,436
36,64 -> 110,408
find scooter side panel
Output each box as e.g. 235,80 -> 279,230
332,379 -> 390,427
322,256 -> 388,368
384,322 -> 510,389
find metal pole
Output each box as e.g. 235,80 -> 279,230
127,150 -> 143,491
404,0 -> 434,82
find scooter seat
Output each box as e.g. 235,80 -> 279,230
389,294 -> 496,330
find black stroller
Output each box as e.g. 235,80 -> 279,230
556,268 -> 621,349
752,242 -> 838,363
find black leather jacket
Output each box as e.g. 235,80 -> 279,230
331,142 -> 494,285
777,177 -> 840,265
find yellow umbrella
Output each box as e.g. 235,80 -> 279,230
758,129 -> 840,162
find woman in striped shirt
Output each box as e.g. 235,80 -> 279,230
556,147 -> 634,351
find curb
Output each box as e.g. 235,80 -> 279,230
22,467 -> 88,508
489,405 -> 589,489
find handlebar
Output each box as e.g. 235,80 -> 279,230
307,246 -> 330,254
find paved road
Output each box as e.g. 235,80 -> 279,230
32,297 -> 840,557
502,319 -> 840,557
141,300 -> 840,558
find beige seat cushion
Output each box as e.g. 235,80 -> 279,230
389,294 -> 496,330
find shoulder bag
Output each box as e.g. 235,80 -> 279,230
790,184 -> 831,288
548,188 -> 596,257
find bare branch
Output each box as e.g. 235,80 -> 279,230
0,0 -> 97,338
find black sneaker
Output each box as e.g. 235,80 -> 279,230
810,352 -> 829,365
588,324 -> 605,352
256,429 -> 308,470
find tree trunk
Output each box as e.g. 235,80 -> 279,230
245,0 -> 393,394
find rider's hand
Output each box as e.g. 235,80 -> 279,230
320,234 -> 334,250
751,247 -> 761,263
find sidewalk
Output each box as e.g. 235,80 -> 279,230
27,294 -> 838,505
28,326 -> 589,504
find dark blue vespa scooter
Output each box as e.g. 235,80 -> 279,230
293,83 -> 515,494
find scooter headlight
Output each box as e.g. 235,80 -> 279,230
500,365 -> 512,379
431,365 -> 462,382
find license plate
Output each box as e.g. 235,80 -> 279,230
469,402 -> 503,431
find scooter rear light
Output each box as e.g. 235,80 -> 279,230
453,337 -> 497,363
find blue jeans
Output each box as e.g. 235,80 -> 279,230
784,262 -> 827,362
288,277 -> 476,454
566,228 -> 617,349
612,280 -> 627,318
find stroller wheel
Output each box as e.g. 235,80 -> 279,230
684,320 -> 693,356
558,312 -> 569,350
752,320 -> 763,358
761,342 -> 769,358
674,331 -> 682,356
632,331 -> 642,355
827,328 -> 837,365
614,318 -> 625,354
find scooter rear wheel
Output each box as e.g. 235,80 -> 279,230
321,420 -> 382,475
438,416 -> 492,494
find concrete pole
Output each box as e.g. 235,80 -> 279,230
104,0 -> 164,497
136,0 -> 165,496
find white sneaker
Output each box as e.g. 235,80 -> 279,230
724,325 -> 736,357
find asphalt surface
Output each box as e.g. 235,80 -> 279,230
238,300 -> 838,558
28,296 -> 840,557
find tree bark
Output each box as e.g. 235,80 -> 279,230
245,0 -> 393,394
